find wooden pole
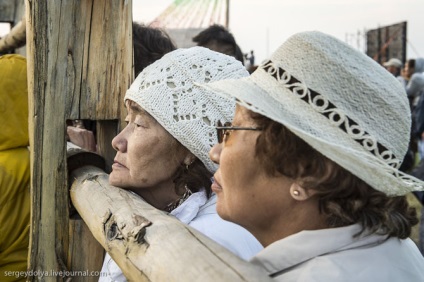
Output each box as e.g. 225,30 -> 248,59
70,166 -> 271,282
26,0 -> 132,280
226,0 -> 230,29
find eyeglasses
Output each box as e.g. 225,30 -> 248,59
216,121 -> 262,143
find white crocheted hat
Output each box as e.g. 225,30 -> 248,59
125,47 -> 248,172
200,31 -> 424,196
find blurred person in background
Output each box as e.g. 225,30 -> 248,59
0,54 -> 30,282
193,24 -> 245,65
383,57 -> 403,77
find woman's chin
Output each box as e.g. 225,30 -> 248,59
215,202 -> 229,221
108,173 -> 127,187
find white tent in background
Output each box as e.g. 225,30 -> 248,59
149,0 -> 230,48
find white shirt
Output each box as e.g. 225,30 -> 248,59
250,224 -> 424,282
99,191 -> 262,281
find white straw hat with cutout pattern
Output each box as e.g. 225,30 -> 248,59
200,31 -> 424,196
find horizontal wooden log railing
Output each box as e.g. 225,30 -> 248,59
69,162 -> 271,281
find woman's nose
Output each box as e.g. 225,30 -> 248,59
209,143 -> 222,165
111,128 -> 127,152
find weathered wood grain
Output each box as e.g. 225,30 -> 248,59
96,120 -> 119,173
26,1 -> 132,281
70,166 -> 272,282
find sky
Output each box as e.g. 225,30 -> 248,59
1,0 -> 423,64
132,0 -> 424,64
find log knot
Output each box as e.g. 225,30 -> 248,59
130,214 -> 152,244
103,211 -> 152,246
107,222 -> 124,241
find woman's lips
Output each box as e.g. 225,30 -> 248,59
211,176 -> 223,192
112,160 -> 127,169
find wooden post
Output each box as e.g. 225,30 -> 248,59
225,0 -> 230,29
26,0 -> 132,281
70,166 -> 272,282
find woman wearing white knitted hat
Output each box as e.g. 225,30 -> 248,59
204,31 -> 424,281
99,47 -> 262,281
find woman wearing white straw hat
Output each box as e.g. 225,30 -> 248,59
204,31 -> 424,281
100,47 -> 262,281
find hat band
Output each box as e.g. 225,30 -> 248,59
261,60 -> 401,170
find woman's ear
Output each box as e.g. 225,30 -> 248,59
183,153 -> 196,167
289,182 -> 316,201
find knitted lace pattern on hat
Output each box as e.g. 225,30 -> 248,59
125,47 -> 249,172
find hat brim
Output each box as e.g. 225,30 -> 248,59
200,68 -> 424,196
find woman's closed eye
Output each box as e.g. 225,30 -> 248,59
123,119 -> 144,129
134,122 -> 144,128
133,115 -> 149,129
124,113 -> 148,128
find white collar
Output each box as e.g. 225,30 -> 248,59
169,189 -> 208,224
250,224 -> 387,277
